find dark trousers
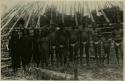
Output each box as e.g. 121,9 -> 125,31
10,51 -> 21,72
114,45 -> 119,64
69,44 -> 78,63
85,44 -> 90,65
94,44 -> 98,64
79,44 -> 84,64
56,47 -> 63,65
104,47 -> 110,64
120,44 -> 123,62
33,51 -> 41,67
98,46 -> 102,64
50,46 -> 57,65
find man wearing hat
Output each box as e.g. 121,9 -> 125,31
39,29 -> 50,67
77,25 -> 84,65
56,27 -> 69,66
8,30 -> 20,73
112,28 -> 121,64
97,35 -> 103,65
69,27 -> 79,64
20,29 -> 32,71
93,33 -> 99,65
48,26 -> 58,66
103,35 -> 111,64
32,28 -> 41,67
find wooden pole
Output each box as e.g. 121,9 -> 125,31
74,0 -> 78,27
86,2 -> 95,23
25,3 -> 35,28
61,1 -> 65,25
97,1 -> 110,23
1,5 -> 24,31
108,1 -> 120,23
7,3 -> 33,35
1,4 -> 20,23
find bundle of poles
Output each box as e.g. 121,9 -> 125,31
1,0 -> 123,36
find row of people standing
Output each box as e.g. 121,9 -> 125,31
8,25 -> 123,72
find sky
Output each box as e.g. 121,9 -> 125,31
1,0 -> 123,16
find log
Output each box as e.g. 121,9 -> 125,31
1,65 -> 11,69
1,57 -> 11,62
32,67 -> 83,80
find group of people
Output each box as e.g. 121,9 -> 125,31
8,24 -> 123,72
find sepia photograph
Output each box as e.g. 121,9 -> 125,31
1,0 -> 123,80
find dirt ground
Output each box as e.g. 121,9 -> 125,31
1,63 -> 123,80
78,64 -> 123,80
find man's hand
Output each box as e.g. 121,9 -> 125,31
6,44 -> 9,51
